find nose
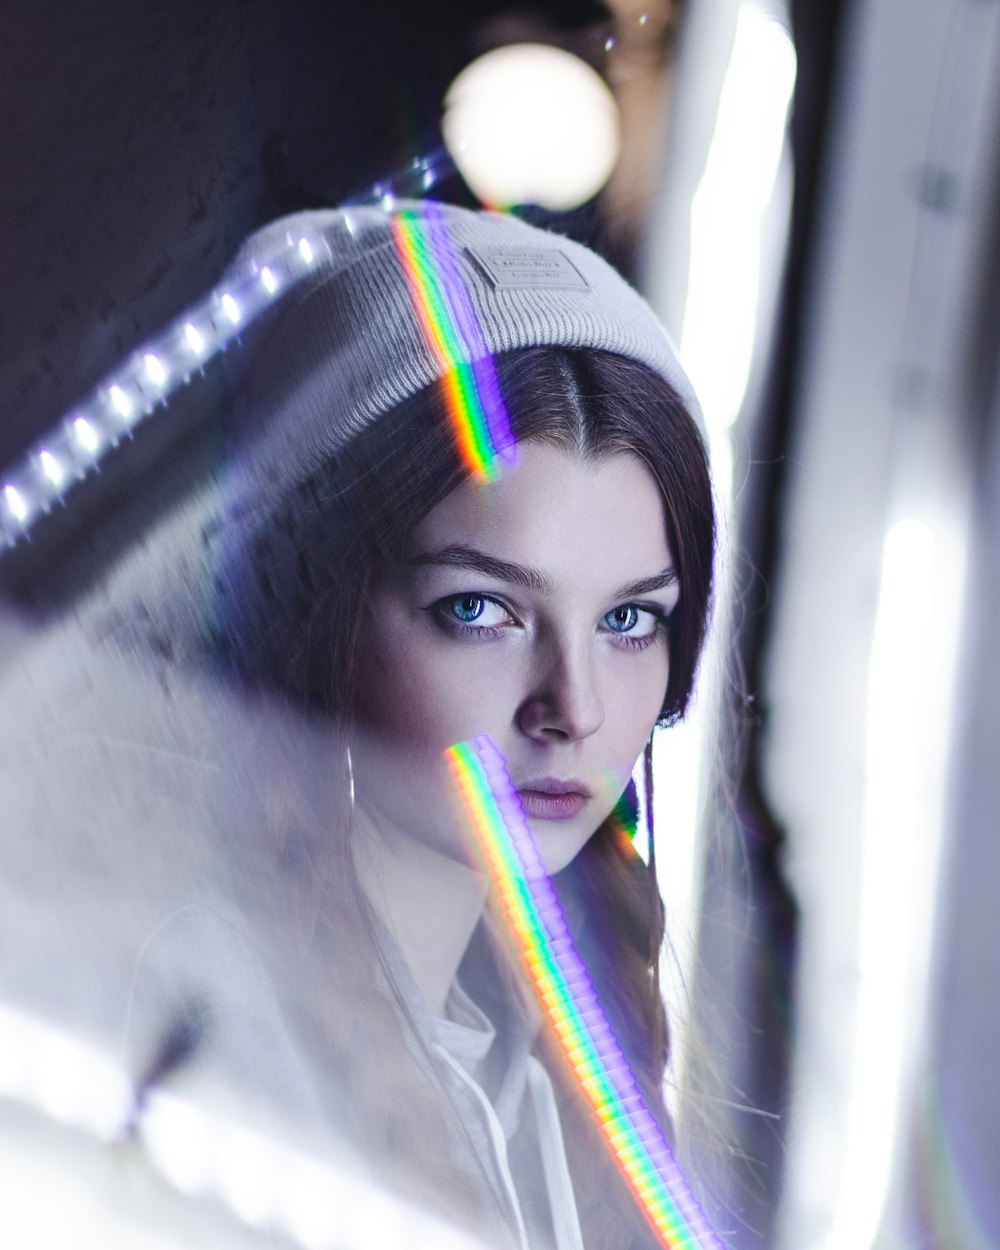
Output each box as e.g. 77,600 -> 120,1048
515,637 -> 605,743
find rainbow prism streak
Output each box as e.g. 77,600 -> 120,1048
391,204 -> 515,482
444,736 -> 727,1250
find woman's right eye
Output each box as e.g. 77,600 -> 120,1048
432,594 -> 511,634
449,594 -> 487,623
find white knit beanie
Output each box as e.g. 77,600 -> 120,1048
217,200 -> 704,509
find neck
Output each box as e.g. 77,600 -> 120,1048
352,800 -> 490,1016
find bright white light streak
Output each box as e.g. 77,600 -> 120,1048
35,1029 -> 91,1123
108,384 -> 134,420
141,1094 -> 215,1196
143,352 -> 167,387
366,1201 -> 410,1248
0,1002 -> 131,1139
298,237 -> 314,265
216,1121 -> 279,1227
0,1003 -> 490,1250
38,449 -> 65,485
650,710 -> 704,1121
279,1156 -> 347,1249
260,265 -> 278,295
3,484 -> 28,522
823,520 -> 936,1250
679,4 -> 796,434
220,292 -> 241,325
183,321 -> 206,355
72,416 -> 101,454
140,1087 -> 490,1250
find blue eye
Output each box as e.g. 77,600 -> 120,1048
430,594 -> 512,638
601,604 -> 664,650
604,605 -> 641,633
449,595 -> 486,623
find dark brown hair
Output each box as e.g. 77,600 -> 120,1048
229,346 -> 716,1245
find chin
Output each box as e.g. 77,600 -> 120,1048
530,818 -> 596,877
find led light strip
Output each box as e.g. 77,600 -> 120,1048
391,204 -> 515,482
444,736 -> 726,1250
0,228 -> 335,548
0,151 -> 465,552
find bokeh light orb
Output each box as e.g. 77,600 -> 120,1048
443,44 -> 621,212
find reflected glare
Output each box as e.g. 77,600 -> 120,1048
679,4 -> 796,433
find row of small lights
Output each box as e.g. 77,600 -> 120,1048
0,999 -> 483,1250
0,145 -> 458,552
0,231 -> 331,548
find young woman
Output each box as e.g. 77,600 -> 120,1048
118,201 -> 716,1250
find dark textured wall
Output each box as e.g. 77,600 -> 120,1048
0,0 -> 477,472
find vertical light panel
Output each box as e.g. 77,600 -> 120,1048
660,1 -> 796,1103
823,515 -> 962,1250
679,2 -> 797,435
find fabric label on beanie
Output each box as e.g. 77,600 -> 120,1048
466,247 -> 590,291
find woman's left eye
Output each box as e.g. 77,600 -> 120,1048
602,604 -> 662,647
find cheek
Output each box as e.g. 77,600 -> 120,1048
409,654 -> 520,749
608,649 -> 670,734
355,624 -> 514,751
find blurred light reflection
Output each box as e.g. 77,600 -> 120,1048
0,1001 -> 131,1140
824,516 -> 962,1250
679,3 -> 796,434
0,1000 -> 493,1249
443,44 -> 620,211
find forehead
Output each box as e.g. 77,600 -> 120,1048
409,443 -> 672,583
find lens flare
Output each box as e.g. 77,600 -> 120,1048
391,204 -> 515,482
444,735 -> 726,1249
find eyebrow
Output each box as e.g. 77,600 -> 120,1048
408,545 -> 553,592
613,568 -> 679,600
407,544 -> 678,601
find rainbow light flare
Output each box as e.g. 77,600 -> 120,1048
391,204 -> 515,482
609,777 -> 639,843
444,736 -> 727,1250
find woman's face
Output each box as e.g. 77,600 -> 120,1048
351,441 -> 678,875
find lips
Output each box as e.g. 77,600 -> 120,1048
515,776 -> 591,821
